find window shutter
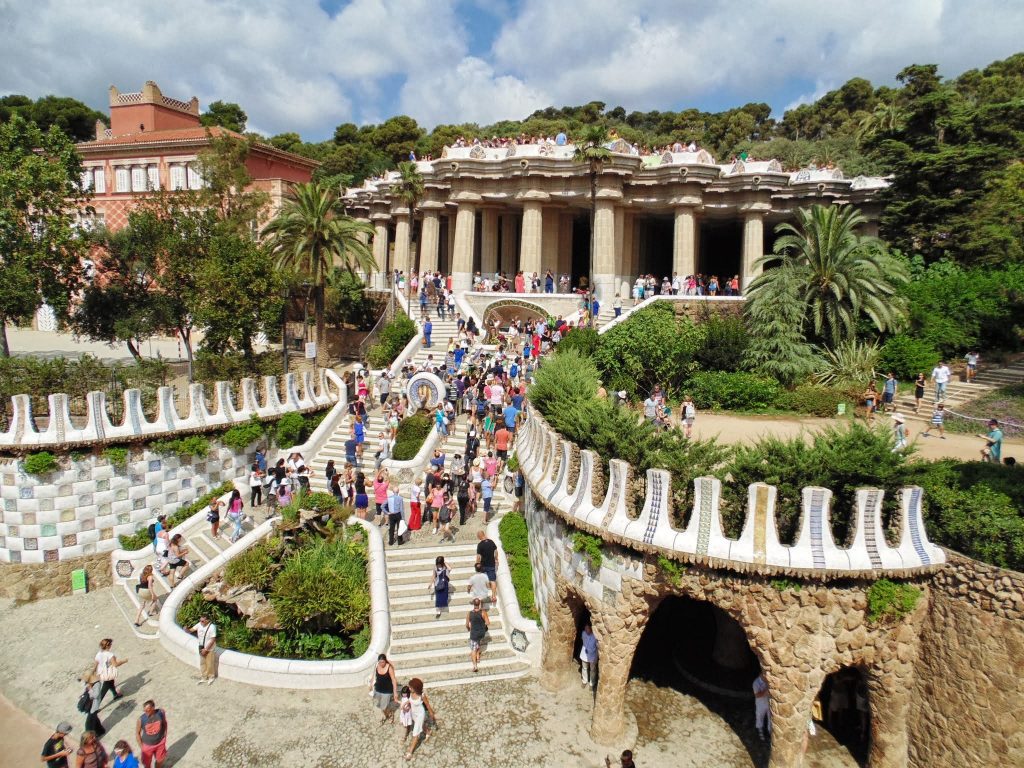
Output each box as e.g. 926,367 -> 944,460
115,168 -> 130,193
147,166 -> 160,190
94,169 -> 106,194
131,167 -> 147,192
80,171 -> 93,191
169,165 -> 185,190
186,165 -> 203,189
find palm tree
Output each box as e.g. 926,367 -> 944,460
855,99 -> 905,145
747,204 -> 909,347
573,125 -> 611,327
394,161 -> 424,280
264,181 -> 375,363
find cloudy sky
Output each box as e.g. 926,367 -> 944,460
1,0 -> 1021,140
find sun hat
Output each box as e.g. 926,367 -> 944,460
55,722 -> 73,734
891,413 -> 905,423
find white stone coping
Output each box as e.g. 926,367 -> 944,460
381,422 -> 441,475
487,517 -> 542,666
597,294 -> 745,334
157,516 -> 390,689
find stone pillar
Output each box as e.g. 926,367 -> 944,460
592,200 -> 617,303
613,205 -> 626,300
371,217 -> 389,290
419,209 -> 440,275
520,201 -> 543,280
393,211 -> 410,278
673,206 -> 697,280
589,593 -> 650,745
865,632 -> 918,768
542,209 -> 560,279
620,212 -> 635,289
452,202 -> 476,292
540,585 -> 581,692
500,213 -> 517,276
354,217 -> 371,283
741,211 -> 765,291
445,214 -> 456,274
481,208 -> 499,277
557,213 -> 573,283
764,670 -> 821,768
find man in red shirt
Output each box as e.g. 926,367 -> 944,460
494,425 -> 511,473
136,699 -> 168,768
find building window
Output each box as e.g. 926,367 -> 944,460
147,166 -> 160,191
115,168 -> 130,193
131,167 -> 147,192
186,164 -> 203,190
93,169 -> 106,194
79,171 -> 93,191
169,165 -> 186,191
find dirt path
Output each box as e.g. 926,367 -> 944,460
0,689 -> 59,765
691,412 -> 1023,463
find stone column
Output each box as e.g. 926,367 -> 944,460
592,199 -> 617,303
445,213 -> 456,274
500,213 -> 518,276
542,209 -> 560,280
589,592 -> 650,745
764,669 -> 821,768
558,213 -> 573,282
480,208 -> 499,277
865,629 -> 919,768
354,217 -> 371,283
452,202 -> 477,292
539,585 -> 580,692
419,209 -> 440,274
371,216 -> 389,290
673,206 -> 697,280
613,205 -> 626,300
393,210 -> 411,279
741,210 -> 765,291
520,201 -> 543,280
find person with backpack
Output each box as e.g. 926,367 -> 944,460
134,700 -> 167,768
148,515 -> 167,554
430,556 -> 451,618
78,671 -> 106,738
466,597 -> 490,672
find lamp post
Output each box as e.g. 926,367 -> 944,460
301,280 -> 315,375
280,285 -> 291,376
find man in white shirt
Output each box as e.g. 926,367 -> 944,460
579,623 -> 598,689
930,361 -> 951,402
189,615 -> 217,684
467,563 -> 491,604
753,673 -> 771,741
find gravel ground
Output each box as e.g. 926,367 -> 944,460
0,591 -> 858,767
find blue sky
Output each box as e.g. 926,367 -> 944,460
1,0 -> 1021,140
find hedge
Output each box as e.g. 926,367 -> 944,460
684,371 -> 782,411
498,511 -> 538,621
118,481 -> 235,550
366,315 -> 417,369
392,412 -> 433,461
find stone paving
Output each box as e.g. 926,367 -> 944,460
0,590 -> 859,767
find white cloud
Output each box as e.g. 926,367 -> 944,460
0,0 -> 1019,139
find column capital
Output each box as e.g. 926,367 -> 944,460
451,191 -> 483,204
418,201 -> 446,212
369,212 -> 391,222
668,195 -> 703,209
514,189 -> 551,203
738,202 -> 772,215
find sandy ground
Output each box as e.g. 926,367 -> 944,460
4,326 -> 190,362
0,591 -> 859,768
690,412 -> 1023,463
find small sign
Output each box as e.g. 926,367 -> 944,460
304,342 -> 317,359
71,569 -> 87,594
837,402 -> 847,416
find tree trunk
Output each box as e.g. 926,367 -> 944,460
315,283 -> 326,367
589,167 -> 598,329
0,317 -> 9,357
178,326 -> 194,382
126,338 -> 143,362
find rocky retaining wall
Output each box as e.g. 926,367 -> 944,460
0,551 -> 111,601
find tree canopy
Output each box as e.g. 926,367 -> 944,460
0,94 -> 107,141
200,100 -> 248,133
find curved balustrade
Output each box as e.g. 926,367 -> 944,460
2,369 -> 342,449
517,415 -> 945,577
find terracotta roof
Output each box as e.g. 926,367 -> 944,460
78,126 -> 319,168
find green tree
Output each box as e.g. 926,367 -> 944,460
743,269 -> 818,385
573,125 -> 611,321
0,95 -> 107,142
394,161 -> 424,272
263,182 -> 376,363
0,114 -> 88,356
200,100 -> 248,133
368,115 -> 423,164
749,205 -> 909,347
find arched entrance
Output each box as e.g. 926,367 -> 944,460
817,667 -> 871,765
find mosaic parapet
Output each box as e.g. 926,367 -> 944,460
1,370 -> 342,450
518,414 -> 945,578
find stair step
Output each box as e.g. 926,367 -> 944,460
388,629 -> 502,653
397,655 -> 525,680
388,645 -> 518,667
385,543 -> 478,560
412,664 -> 532,689
391,605 -> 505,624
391,615 -> 505,635
389,590 -> 485,609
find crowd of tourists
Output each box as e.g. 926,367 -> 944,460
632,273 -> 741,300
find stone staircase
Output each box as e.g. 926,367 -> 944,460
890,360 -> 1024,424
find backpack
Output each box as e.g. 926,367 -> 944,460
434,568 -> 450,592
146,523 -> 157,541
77,688 -> 92,713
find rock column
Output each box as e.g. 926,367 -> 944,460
520,201 -> 543,281
371,215 -> 389,290
451,202 -> 477,292
480,208 -> 499,278
419,208 -> 440,274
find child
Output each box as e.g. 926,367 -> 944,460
399,685 -> 413,734
922,403 -> 946,438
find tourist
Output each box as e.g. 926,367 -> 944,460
355,471 -> 369,521
41,721 -> 75,767
430,555 -> 451,618
429,483 -> 445,534
404,677 -> 437,761
133,565 -> 158,627
579,622 -> 598,690
76,730 -> 109,768
409,474 -> 423,532
891,413 -> 909,453
375,431 -> 393,470
387,483 -> 405,546
248,463 -> 263,507
753,673 -> 771,741
112,741 -> 138,768
481,475 -> 494,521
456,474 -> 470,527
605,750 -> 636,768
373,469 -> 390,525
964,350 -> 980,382
93,639 -> 127,705
475,530 -> 498,603
330,473 -> 344,505
353,416 -> 366,462
226,488 -> 245,543
545,270 -> 554,293
979,418 -> 1003,463
913,372 -> 926,414
188,614 -> 217,685
643,393 -> 658,423
680,395 -> 696,439
151,514 -> 167,555
439,491 -> 457,542
79,672 -> 106,738
882,372 -> 898,413
466,597 -> 490,672
276,482 -> 293,508
862,381 -> 878,422
922,403 -> 946,438
467,562 -> 491,606
370,653 -> 398,724
423,317 -> 433,348
930,360 -> 951,402
135,700 -> 167,768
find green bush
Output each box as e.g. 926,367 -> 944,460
814,340 -> 881,389
100,446 -> 129,467
305,492 -> 341,515
770,578 -> 802,593
773,385 -> 848,416
272,536 -> 369,634
499,511 -> 538,620
366,314 -> 417,369
148,435 -> 210,459
222,415 -> 265,452
119,481 -> 234,550
656,555 -> 686,586
224,541 -> 277,591
556,327 -> 599,358
274,412 -> 306,448
694,312 -> 749,373
866,579 -> 921,623
573,532 -> 604,570
22,451 -> 58,475
685,371 -> 782,411
192,349 -> 281,384
878,334 -> 940,380
392,411 -> 433,461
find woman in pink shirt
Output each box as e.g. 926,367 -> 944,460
430,486 -> 446,535
373,470 -> 390,525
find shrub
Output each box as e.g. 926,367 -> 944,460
878,334 -> 940,381
119,481 -> 234,550
773,385 -> 848,417
866,579 -> 921,623
656,555 -> 686,586
22,451 -> 58,475
392,412 -> 433,461
193,349 -> 281,384
814,340 -> 881,389
770,578 -> 802,592
499,511 -> 538,620
222,415 -> 265,452
148,435 -> 210,459
556,327 -> 599,358
272,536 -> 369,634
100,446 -> 129,467
304,492 -> 341,515
685,371 -> 781,411
694,312 -> 749,373
274,412 -> 305,448
573,532 -> 603,570
366,314 -> 417,369
224,541 -> 277,591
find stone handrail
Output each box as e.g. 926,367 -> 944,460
486,517 -> 542,665
517,414 -> 945,578
157,516 -> 389,688
3,369 -> 342,450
